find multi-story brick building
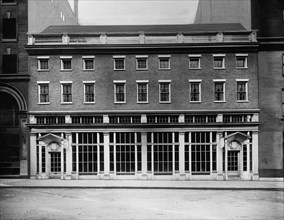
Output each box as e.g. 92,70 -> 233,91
25,23 -> 260,180
251,0 -> 284,178
0,0 -> 29,176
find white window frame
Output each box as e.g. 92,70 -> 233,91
60,56 -> 72,71
60,81 -> 73,104
82,56 -> 95,70
236,79 -> 249,102
37,56 -> 50,71
83,81 -> 96,104
135,55 -> 148,70
188,54 -> 201,69
113,55 -> 126,70
213,54 -> 225,69
159,80 -> 171,103
213,79 -> 226,102
189,80 -> 202,103
158,55 -> 171,70
136,80 -> 149,103
37,81 -> 50,104
236,54 -> 248,69
114,80 -> 126,103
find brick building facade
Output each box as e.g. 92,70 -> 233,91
26,24 -> 260,180
0,0 -> 29,176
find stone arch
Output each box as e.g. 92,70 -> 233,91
0,83 -> 27,111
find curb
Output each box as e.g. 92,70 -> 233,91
0,186 -> 283,191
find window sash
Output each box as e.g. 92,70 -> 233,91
189,58 -> 200,69
39,84 -> 49,103
237,82 -> 247,100
137,83 -> 148,102
39,59 -> 49,70
62,84 -> 72,102
190,83 -> 200,101
62,59 -> 72,70
214,83 -> 224,101
236,57 -> 247,68
159,58 -> 170,69
85,84 -> 95,102
115,84 -> 125,102
214,58 -> 224,68
160,83 -> 170,102
137,59 -> 147,69
84,59 -> 94,70
114,59 -> 125,70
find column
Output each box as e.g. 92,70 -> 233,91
141,132 -> 147,179
252,131 -> 259,180
65,133 -> 72,180
216,132 -> 224,180
224,140 -> 228,180
179,132 -> 185,179
38,141 -> 43,179
30,133 -> 37,179
103,132 -> 110,179
19,115 -> 28,176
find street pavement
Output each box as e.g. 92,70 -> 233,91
0,187 -> 283,220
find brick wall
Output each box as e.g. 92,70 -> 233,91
259,51 -> 284,177
29,52 -> 258,112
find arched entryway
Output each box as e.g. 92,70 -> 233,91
0,83 -> 28,177
0,91 -> 20,175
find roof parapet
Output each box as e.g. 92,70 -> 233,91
27,30 -> 258,45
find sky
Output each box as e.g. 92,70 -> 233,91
76,0 -> 199,25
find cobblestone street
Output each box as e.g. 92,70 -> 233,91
0,188 -> 283,220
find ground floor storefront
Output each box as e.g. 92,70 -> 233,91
29,127 -> 259,181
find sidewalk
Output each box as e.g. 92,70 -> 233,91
0,178 -> 283,190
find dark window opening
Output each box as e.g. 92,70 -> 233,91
2,18 -> 16,39
2,54 -> 17,73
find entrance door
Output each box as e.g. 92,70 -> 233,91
50,152 -> 61,178
227,151 -> 240,178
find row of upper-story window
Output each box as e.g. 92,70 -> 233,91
37,79 -> 249,105
36,54 -> 249,72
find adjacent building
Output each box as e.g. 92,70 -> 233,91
0,0 -> 29,176
25,24 -> 260,180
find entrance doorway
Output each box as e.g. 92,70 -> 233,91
0,92 -> 20,175
50,152 -> 61,178
227,151 -> 240,178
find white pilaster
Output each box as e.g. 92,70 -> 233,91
179,132 -> 185,178
252,131 -> 259,180
30,133 -> 37,179
103,132 -> 110,178
65,133 -> 72,180
141,132 -> 147,178
217,132 -> 224,180
39,141 -> 43,179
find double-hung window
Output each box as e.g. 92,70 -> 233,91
213,54 -> 225,69
189,80 -> 202,102
214,80 -> 226,102
158,55 -> 171,70
37,56 -> 49,71
114,80 -> 126,103
60,56 -> 72,71
136,55 -> 148,70
37,81 -> 50,104
236,79 -> 249,102
83,81 -> 95,103
137,80 -> 148,103
113,56 -> 125,70
60,81 -> 73,104
83,56 -> 95,70
188,55 -> 201,69
236,54 -> 248,69
159,80 -> 171,103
